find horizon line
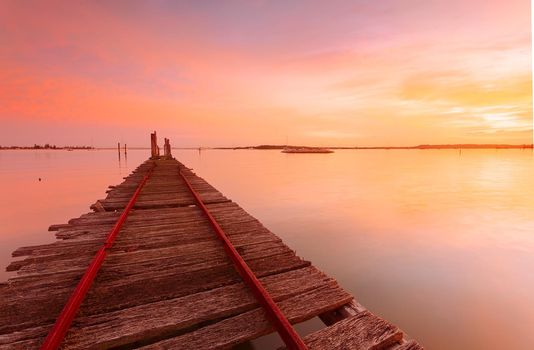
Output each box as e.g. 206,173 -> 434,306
2,143 -> 533,150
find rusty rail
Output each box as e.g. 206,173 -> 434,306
40,163 -> 156,350
179,167 -> 308,350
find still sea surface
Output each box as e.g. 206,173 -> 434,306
0,149 -> 533,349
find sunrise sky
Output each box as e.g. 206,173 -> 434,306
0,0 -> 532,147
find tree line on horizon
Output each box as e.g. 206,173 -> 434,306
0,144 -> 95,150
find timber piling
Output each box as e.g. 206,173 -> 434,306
0,133 -> 422,350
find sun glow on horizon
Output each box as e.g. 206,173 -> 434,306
0,0 -> 531,147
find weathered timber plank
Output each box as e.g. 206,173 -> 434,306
278,311 -> 404,350
62,266 -> 334,349
394,340 -> 424,350
56,203 -> 252,231
17,204 -> 269,257
11,239 -> 291,277
0,252 -> 309,334
9,203 -> 284,274
80,252 -> 309,316
0,325 -> 49,349
10,225 -> 280,272
139,283 -> 353,350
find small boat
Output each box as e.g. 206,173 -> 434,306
281,147 -> 334,154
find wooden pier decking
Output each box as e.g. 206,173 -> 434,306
0,143 -> 422,349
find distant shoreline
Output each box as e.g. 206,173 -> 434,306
1,144 -> 532,151
0,146 -> 94,150
213,144 -> 534,150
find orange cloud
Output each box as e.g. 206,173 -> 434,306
0,0 -> 531,146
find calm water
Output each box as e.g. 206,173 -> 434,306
1,149 -> 533,349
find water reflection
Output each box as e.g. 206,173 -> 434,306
0,149 -> 533,349
0,149 -> 146,283
173,149 -> 534,350
117,147 -> 129,170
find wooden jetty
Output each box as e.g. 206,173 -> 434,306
0,133 -> 422,349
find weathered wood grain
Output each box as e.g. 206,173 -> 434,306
62,266 -> 335,349
140,283 -> 353,350
395,340 -> 424,350
279,311 -> 404,350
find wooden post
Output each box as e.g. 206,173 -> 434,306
124,144 -> 127,154
150,132 -> 159,159
163,138 -> 168,158
150,133 -> 154,158
117,142 -> 120,155
162,138 -> 172,159
163,138 -> 169,158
